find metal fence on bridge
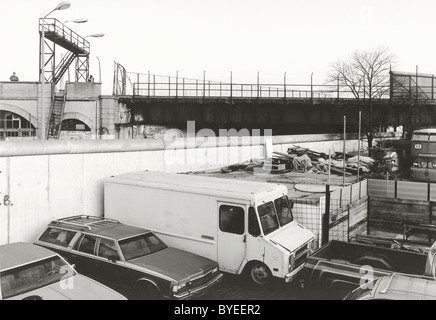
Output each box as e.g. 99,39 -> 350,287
112,63 -> 436,105
127,71 -> 391,101
112,62 -> 391,101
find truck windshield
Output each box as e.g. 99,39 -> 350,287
119,233 -> 168,261
258,202 -> 280,235
274,196 -> 293,226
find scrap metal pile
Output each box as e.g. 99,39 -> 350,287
270,146 -> 374,175
219,145 -> 374,176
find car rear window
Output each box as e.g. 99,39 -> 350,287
39,228 -> 77,247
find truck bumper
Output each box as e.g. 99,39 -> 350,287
173,272 -> 224,300
285,263 -> 305,283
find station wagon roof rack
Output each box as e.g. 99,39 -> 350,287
53,215 -> 121,230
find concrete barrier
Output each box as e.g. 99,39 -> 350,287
0,134 -> 363,245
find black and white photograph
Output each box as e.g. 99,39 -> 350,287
1,0 -> 436,309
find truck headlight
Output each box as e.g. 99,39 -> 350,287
308,240 -> 315,253
288,255 -> 294,272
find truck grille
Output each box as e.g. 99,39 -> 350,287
294,244 -> 310,268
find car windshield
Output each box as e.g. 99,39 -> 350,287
0,256 -> 75,299
119,233 -> 167,261
257,201 -> 280,235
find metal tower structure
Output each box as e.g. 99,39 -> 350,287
39,18 -> 91,84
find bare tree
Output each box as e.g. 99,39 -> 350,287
327,47 -> 397,148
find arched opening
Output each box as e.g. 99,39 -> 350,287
60,119 -> 92,139
0,111 -> 36,141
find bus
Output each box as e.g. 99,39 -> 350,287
410,128 -> 436,182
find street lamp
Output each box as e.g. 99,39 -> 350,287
83,33 -> 105,140
63,18 -> 88,24
40,1 -> 71,140
85,33 -> 105,82
44,1 -> 70,18
85,33 -> 105,38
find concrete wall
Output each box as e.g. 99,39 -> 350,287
0,82 -> 52,132
65,82 -> 101,99
0,134 -> 363,245
0,82 -> 103,139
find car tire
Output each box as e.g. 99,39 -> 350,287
249,262 -> 272,286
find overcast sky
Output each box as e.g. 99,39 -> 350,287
1,0 -> 435,95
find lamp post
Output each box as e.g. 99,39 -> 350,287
84,33 -> 104,82
40,1 -> 71,140
311,72 -> 313,101
96,56 -> 101,82
84,33 -> 104,140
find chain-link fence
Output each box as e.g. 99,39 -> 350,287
290,180 -> 368,249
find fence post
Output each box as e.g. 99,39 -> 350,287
284,72 -> 287,104
257,71 -> 260,103
230,71 -> 233,104
203,71 -> 206,103
147,71 -> 150,98
322,184 -> 331,245
176,71 -> 178,99
136,72 -> 139,96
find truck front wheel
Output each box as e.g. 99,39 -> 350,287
249,262 -> 272,285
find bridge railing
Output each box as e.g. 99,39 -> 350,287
126,72 -> 391,101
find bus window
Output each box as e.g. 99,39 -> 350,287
412,133 -> 429,141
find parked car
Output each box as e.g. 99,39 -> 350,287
34,215 -> 223,300
344,273 -> 436,300
301,239 -> 436,299
0,242 -> 126,300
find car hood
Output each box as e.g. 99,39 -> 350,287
127,247 -> 217,281
268,221 -> 314,253
6,275 -> 126,300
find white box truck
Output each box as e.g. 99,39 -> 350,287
104,171 -> 315,285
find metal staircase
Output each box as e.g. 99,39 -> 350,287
51,51 -> 77,84
47,91 -> 66,139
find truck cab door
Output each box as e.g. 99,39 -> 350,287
217,202 -> 246,273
